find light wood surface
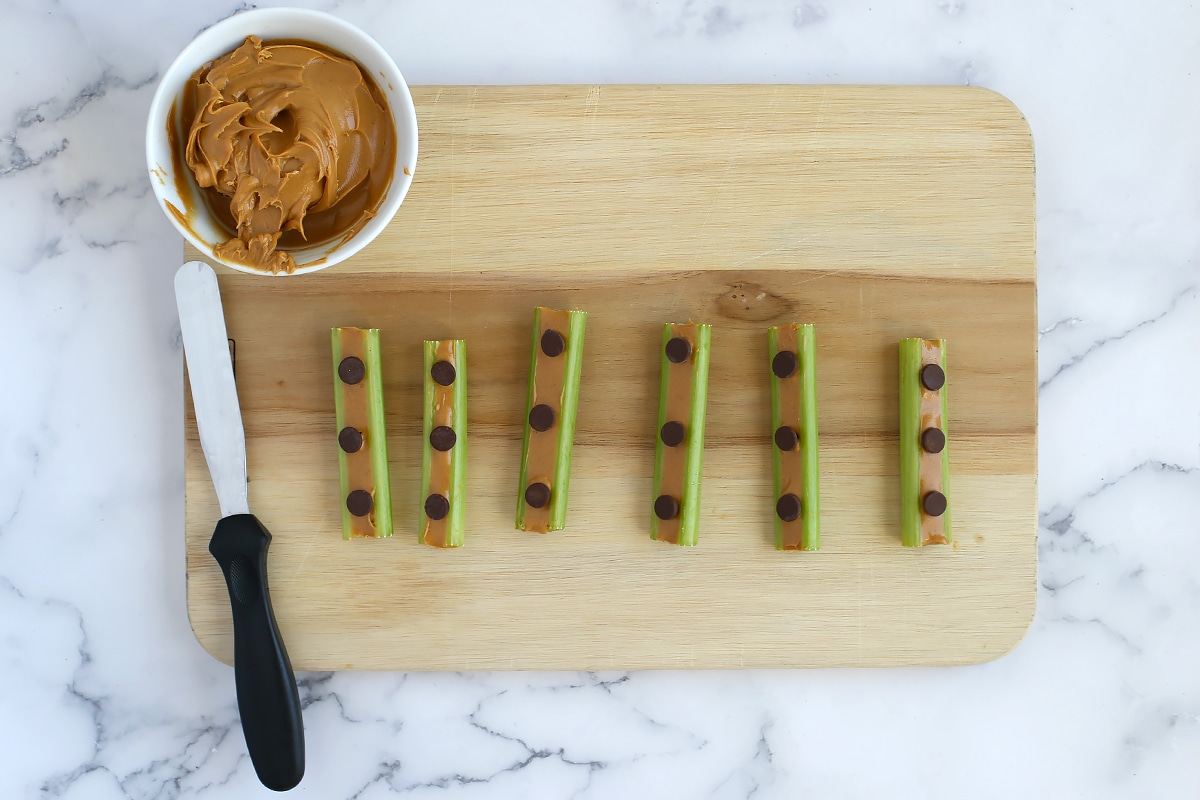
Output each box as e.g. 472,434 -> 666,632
184,85 -> 1036,670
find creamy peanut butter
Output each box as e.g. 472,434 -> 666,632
422,340 -> 459,549
179,36 -> 395,273
337,328 -> 379,538
918,340 -> 948,546
655,325 -> 699,545
520,309 -> 572,533
774,326 -> 806,550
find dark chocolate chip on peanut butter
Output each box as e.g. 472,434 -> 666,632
776,493 -> 801,522
660,421 -> 686,447
424,493 -> 450,521
346,489 -> 373,517
524,482 -> 551,509
665,336 -> 692,364
338,426 -> 364,453
921,427 -> 946,454
529,403 -> 556,432
540,329 -> 566,358
920,363 -> 945,391
429,425 -> 457,452
772,350 -> 798,379
774,425 -> 799,451
430,360 -> 456,386
338,356 -> 365,385
654,494 -> 680,520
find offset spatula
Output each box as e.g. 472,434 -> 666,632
175,261 -> 304,792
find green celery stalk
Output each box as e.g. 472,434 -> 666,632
768,324 -> 820,550
651,323 -> 711,546
421,340 -> 467,547
331,328 -> 393,539
515,308 -> 587,531
899,338 -> 951,547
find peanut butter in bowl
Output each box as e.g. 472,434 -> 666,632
173,35 -> 397,274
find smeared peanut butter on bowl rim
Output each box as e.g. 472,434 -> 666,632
168,35 -> 396,274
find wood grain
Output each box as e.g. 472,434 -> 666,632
184,85 -> 1036,670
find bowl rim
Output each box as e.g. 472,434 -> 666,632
146,7 -> 417,276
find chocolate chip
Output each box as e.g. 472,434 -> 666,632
660,420 -> 686,447
540,329 -> 566,358
424,493 -> 450,521
772,350 -> 798,379
654,494 -> 680,520
346,489 -> 373,517
665,336 -> 692,364
430,360 -> 456,386
524,482 -> 551,509
920,363 -> 945,391
922,490 -> 947,517
429,425 -> 457,452
776,493 -> 802,522
338,426 -> 364,453
774,425 -> 799,451
528,403 -> 556,432
921,427 -> 946,454
338,356 -> 365,385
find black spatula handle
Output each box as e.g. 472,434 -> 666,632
209,513 -> 305,791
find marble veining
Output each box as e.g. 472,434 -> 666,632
0,0 -> 1196,797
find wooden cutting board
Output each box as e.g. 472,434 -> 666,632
184,85 -> 1036,670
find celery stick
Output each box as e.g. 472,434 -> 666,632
768,324 -> 820,551
331,327 -> 392,539
421,340 -> 467,547
516,308 -> 587,532
900,338 -> 951,547
651,323 -> 711,546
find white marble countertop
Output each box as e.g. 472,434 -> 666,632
2,0 -> 1196,797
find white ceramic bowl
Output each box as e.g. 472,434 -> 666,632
146,8 -> 417,275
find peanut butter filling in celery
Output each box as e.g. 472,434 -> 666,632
768,324 -> 820,551
331,327 -> 392,539
651,323 -> 711,546
421,340 -> 467,548
516,307 -> 587,533
899,338 -> 951,547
